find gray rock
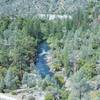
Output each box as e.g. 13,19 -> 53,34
96,60 -> 100,64
22,94 -> 35,100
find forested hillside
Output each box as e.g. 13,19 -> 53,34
0,0 -> 88,16
0,0 -> 100,100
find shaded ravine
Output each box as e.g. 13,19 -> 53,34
36,41 -> 53,78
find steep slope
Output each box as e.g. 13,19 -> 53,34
0,0 -> 88,17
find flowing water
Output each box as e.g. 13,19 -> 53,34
36,41 -> 53,78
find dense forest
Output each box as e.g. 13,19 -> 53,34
0,0 -> 100,100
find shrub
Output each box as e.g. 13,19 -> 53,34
60,90 -> 70,100
4,67 -> 19,90
55,74 -> 65,87
45,93 -> 54,100
82,62 -> 96,79
69,69 -> 91,100
11,91 -> 17,95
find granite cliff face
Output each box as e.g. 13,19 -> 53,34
0,0 -> 88,17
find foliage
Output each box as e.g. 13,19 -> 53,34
0,17 -> 42,91
90,91 -> 100,100
69,69 -> 91,100
0,0 -> 88,16
45,92 -> 54,100
55,74 -> 65,87
82,62 -> 96,79
60,89 -> 69,100
0,79 -> 5,92
4,67 -> 19,90
0,1 -> 99,98
22,72 -> 36,87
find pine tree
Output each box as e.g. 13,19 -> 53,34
4,67 -> 18,89
22,72 -> 28,86
0,79 -> 5,92
69,69 -> 91,100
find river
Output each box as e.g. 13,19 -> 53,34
36,41 -> 53,78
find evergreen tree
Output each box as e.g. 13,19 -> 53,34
22,72 -> 28,86
4,67 -> 18,89
69,69 -> 91,100
0,79 -> 5,92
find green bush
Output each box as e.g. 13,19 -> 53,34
11,91 -> 17,95
45,93 -> 54,100
82,62 -> 96,79
55,74 -> 65,86
60,90 -> 70,100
